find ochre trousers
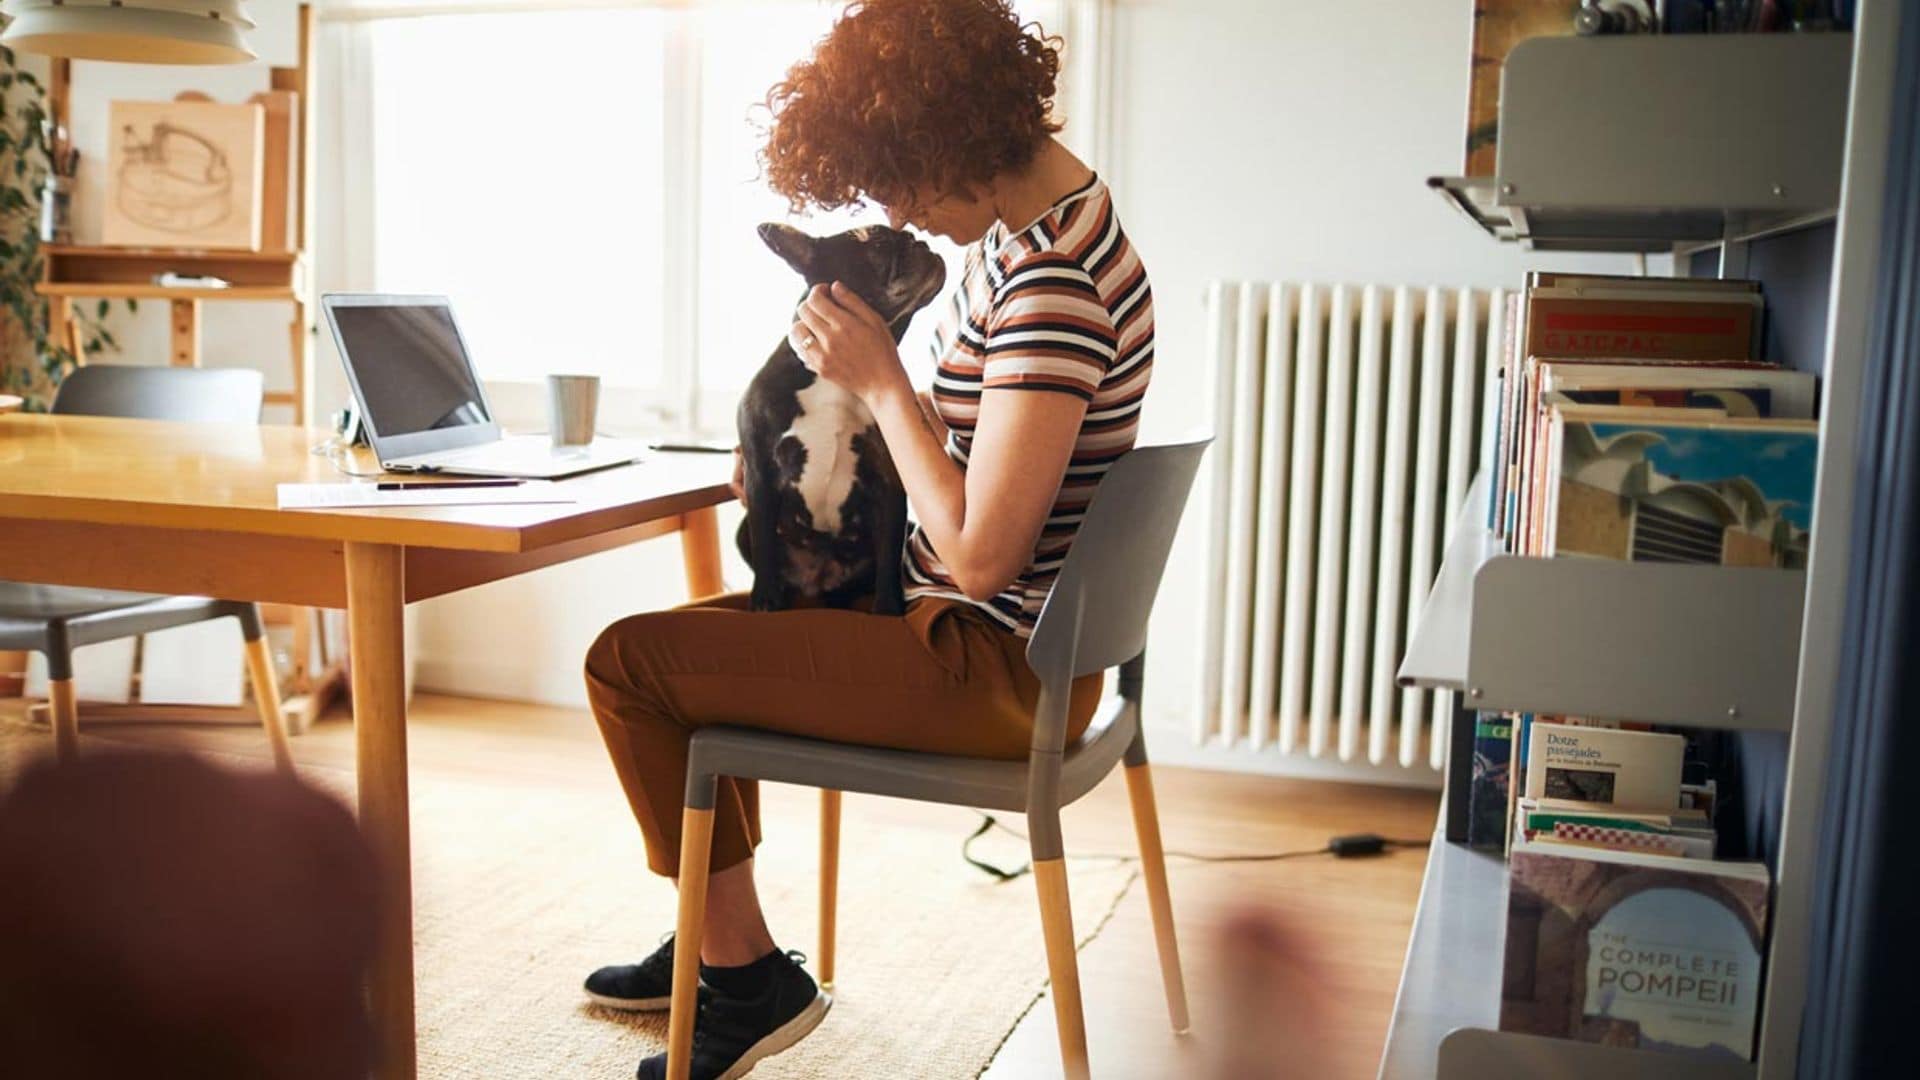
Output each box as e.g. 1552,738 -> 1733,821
585,592 -> 1103,877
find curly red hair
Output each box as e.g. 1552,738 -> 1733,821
760,0 -> 1063,213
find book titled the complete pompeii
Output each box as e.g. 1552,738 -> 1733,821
1503,840 -> 1770,1060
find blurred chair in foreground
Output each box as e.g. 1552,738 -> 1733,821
0,750 -> 378,1079
1208,904 -> 1341,1079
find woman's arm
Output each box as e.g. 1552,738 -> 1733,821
794,283 -> 1086,601
917,388 -> 952,445
869,382 -> 1083,599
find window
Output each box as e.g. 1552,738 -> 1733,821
356,0 -> 1092,433
368,9 -> 672,390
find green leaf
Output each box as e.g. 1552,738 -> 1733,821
96,299 -> 107,318
127,298 -> 139,314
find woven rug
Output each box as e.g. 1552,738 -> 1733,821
0,719 -> 1136,1078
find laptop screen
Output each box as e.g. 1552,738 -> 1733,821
331,302 -> 491,437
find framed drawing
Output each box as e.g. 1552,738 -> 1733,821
104,99 -> 265,250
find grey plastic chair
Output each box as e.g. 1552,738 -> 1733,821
665,437 -> 1211,1080
0,365 -> 291,771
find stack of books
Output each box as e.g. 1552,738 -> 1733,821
1487,272 -> 1819,566
1498,717 -> 1771,1061
1514,720 -> 1711,856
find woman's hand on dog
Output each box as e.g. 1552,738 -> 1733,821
791,283 -> 912,407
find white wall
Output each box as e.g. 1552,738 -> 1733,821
1067,0 -> 1642,781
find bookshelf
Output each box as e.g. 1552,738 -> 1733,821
1381,17 -> 1901,1080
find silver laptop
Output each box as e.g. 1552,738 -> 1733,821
323,293 -> 642,479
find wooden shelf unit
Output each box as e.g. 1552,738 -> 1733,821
36,5 -> 319,426
42,244 -> 304,292
38,283 -> 300,302
19,5 -> 337,732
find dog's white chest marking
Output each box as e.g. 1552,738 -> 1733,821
782,378 -> 873,534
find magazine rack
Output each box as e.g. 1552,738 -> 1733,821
1379,821 -> 1762,1080
1381,19 -> 1900,1080
1398,476 -> 1805,731
1427,33 -> 1850,252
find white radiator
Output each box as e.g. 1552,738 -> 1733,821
1195,281 -> 1506,770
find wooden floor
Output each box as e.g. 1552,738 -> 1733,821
7,694 -> 1438,1079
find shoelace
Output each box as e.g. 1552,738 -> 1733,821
641,932 -> 677,976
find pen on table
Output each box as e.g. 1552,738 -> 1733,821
375,478 -> 527,491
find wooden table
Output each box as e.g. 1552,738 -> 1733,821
0,414 -> 732,1078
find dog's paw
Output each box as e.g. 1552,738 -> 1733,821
749,580 -> 786,612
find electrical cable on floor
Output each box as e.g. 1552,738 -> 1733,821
961,812 -> 1430,883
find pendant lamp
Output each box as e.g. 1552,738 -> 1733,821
0,0 -> 257,66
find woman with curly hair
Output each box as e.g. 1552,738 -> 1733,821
582,2 -> 1153,1076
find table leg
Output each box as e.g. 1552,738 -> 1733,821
346,541 -> 416,1080
679,505 -> 725,600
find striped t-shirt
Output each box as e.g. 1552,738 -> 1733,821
903,175 -> 1154,638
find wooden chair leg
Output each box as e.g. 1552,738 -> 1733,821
242,633 -> 295,775
49,677 -> 79,764
1125,762 -> 1191,1034
1034,857 -> 1091,1080
819,789 -> 841,989
668,805 -> 716,1080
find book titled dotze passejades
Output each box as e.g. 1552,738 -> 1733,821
1523,723 -> 1684,811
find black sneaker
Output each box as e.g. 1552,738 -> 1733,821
584,933 -> 681,1011
636,949 -> 830,1080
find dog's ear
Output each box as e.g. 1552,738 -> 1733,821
758,223 -> 817,276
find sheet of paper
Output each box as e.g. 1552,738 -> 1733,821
277,482 -> 580,509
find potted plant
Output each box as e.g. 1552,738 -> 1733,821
0,45 -> 126,410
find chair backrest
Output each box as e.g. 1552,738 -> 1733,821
1026,437 -> 1211,686
51,365 -> 264,424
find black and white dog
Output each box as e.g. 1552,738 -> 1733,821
736,223 -> 947,613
